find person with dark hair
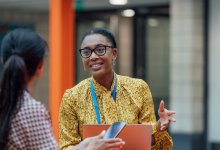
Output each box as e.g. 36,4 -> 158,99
0,28 -> 58,149
59,28 -> 176,150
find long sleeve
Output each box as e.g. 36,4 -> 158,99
138,80 -> 173,150
59,89 -> 81,150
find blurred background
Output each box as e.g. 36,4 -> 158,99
0,0 -> 219,150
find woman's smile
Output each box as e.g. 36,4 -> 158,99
90,62 -> 103,70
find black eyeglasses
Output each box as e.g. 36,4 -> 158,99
79,45 -> 113,58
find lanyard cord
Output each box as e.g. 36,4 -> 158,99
90,80 -> 101,124
90,77 -> 117,124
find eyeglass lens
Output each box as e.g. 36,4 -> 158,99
80,46 -> 107,58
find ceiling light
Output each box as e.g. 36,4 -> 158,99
109,0 -> 127,5
122,9 -> 135,17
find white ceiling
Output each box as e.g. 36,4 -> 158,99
0,0 -> 169,12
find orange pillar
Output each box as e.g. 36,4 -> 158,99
49,0 -> 75,140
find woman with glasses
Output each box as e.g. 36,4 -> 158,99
59,28 -> 176,150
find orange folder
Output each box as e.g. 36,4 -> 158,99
83,124 -> 152,150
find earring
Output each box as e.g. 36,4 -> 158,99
113,59 -> 116,66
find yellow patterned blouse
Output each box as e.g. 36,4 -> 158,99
59,74 -> 173,150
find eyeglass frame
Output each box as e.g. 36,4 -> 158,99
79,45 -> 113,58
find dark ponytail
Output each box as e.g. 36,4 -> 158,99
0,55 -> 27,149
0,29 -> 47,149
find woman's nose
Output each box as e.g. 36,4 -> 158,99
90,51 -> 98,60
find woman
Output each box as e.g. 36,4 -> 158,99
59,28 -> 176,150
0,29 -> 58,149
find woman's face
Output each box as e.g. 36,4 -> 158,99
80,34 -> 117,78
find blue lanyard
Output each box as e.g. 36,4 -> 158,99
90,78 -> 117,124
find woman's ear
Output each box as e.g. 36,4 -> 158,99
112,48 -> 118,60
35,59 -> 44,79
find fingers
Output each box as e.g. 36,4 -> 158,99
105,138 -> 123,143
166,110 -> 176,122
158,115 -> 176,131
160,126 -> 167,131
160,120 -> 169,131
105,139 -> 125,149
92,138 -> 124,150
158,101 -> 176,121
158,100 -> 165,112
169,116 -> 176,122
167,111 -> 176,116
159,100 -> 176,115
107,143 -> 124,150
161,116 -> 176,125
97,130 -> 106,139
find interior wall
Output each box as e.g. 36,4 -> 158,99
170,0 -> 204,134
118,16 -> 133,77
208,0 -> 220,143
170,1 -> 204,149
146,16 -> 170,106
0,9 -> 49,107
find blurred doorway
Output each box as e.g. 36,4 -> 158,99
133,6 -> 170,117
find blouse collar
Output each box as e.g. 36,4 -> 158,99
91,72 -> 117,94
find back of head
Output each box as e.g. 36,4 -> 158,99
0,28 -> 47,149
1,28 -> 47,77
81,28 -> 117,48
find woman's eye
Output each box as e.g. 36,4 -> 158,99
82,49 -> 91,55
96,47 -> 105,53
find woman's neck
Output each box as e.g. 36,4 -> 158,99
93,71 -> 114,90
26,79 -> 34,96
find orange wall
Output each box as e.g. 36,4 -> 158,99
49,0 -> 75,140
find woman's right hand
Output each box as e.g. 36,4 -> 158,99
82,130 -> 125,150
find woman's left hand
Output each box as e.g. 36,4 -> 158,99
157,100 -> 176,131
